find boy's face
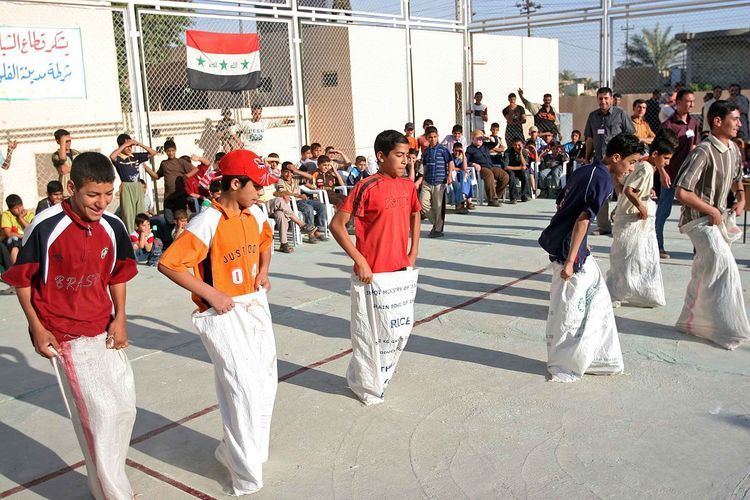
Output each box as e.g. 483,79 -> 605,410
165,147 -> 176,159
318,161 -> 332,173
251,108 -> 262,121
651,152 -> 673,170
48,191 -> 64,205
282,169 -> 293,181
210,190 -> 221,200
572,132 -> 581,142
69,180 -> 114,222
513,140 -> 524,152
426,132 -> 439,147
57,136 -> 72,150
137,219 -> 151,234
377,143 -> 409,178
454,131 -> 462,140
233,180 -> 262,209
530,131 -> 538,140
454,147 -> 463,157
405,128 -> 414,137
311,146 -> 322,157
541,133 -> 552,143
490,126 -> 499,135
609,153 -> 641,183
176,217 -> 188,229
509,96 -> 517,105
475,93 -> 482,104
302,150 -> 312,160
10,204 -> 25,216
355,159 -> 367,170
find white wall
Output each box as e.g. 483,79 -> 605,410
348,26 -> 409,158
472,34 -> 559,139
411,29 -> 464,138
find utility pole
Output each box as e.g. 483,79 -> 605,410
621,18 -> 634,64
516,0 -> 542,37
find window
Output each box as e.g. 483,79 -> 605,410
322,72 -> 338,87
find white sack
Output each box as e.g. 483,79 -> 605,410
53,332 -> 136,500
192,290 -> 278,495
546,258 -> 624,382
607,201 -> 666,307
347,269 -> 419,405
676,215 -> 750,350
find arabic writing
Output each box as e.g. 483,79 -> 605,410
0,27 -> 85,100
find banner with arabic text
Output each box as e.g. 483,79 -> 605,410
0,27 -> 86,100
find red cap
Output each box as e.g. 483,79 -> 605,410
218,149 -> 278,186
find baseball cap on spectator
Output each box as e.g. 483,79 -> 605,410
219,149 -> 278,186
528,126 -> 539,133
405,122 -> 415,131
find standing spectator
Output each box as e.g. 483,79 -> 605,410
52,129 -> 79,187
502,93 -> 526,147
656,89 -> 700,259
612,93 -> 623,108
418,119 -> 434,157
465,129 -> 509,207
404,122 -> 419,151
584,86 -> 635,235
467,91 -> 488,132
645,89 -> 662,134
110,134 -> 159,233
241,103 -> 266,154
503,138 -> 532,203
421,126 -> 454,238
702,85 -> 723,132
518,88 -> 560,140
441,125 -> 468,150
728,84 -> 749,139
146,139 -> 201,223
35,181 -> 64,214
216,107 -> 241,152
631,99 -> 655,144
659,93 -> 676,123
1,139 -> 17,171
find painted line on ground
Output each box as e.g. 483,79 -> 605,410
0,267 -> 546,498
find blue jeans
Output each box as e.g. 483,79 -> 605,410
134,238 -> 163,266
296,199 -> 326,231
655,186 -> 676,251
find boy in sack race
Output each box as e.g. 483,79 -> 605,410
330,130 -> 421,405
158,149 -> 278,495
607,129 -> 677,307
538,133 -> 644,382
2,152 -> 139,500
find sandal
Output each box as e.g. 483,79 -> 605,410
279,243 -> 294,253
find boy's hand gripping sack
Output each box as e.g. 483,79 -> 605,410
347,269 -> 419,405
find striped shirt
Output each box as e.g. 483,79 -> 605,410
675,134 -> 743,228
422,145 -> 452,185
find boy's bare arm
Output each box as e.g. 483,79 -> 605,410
15,286 -> 60,358
408,212 -> 420,267
255,248 -> 271,291
624,186 -> 647,220
330,210 -> 372,284
676,187 -> 723,225
561,212 -> 590,280
108,282 -> 128,349
158,264 -> 235,314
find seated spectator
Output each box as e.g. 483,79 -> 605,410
529,126 -> 547,153
451,142 -> 472,214
297,144 -> 316,172
200,179 -> 222,211
276,163 -> 326,242
171,209 -> 189,241
139,179 -> 157,217
301,143 -> 322,174
130,213 -> 162,266
524,139 -> 539,196
2,194 -> 34,265
267,188 -> 318,253
465,129 -> 510,207
538,143 -> 569,198
441,124 -> 468,150
487,122 -> 506,166
312,155 -> 346,207
341,155 -> 366,186
35,180 -> 64,214
503,138 -> 532,203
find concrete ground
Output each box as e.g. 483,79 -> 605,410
1,198 -> 750,500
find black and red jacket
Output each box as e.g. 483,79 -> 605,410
2,200 -> 137,343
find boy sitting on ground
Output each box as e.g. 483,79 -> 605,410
130,213 -> 163,266
36,181 -> 65,214
171,209 -> 189,241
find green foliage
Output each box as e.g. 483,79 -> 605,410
623,24 -> 685,72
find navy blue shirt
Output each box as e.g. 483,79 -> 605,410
113,152 -> 150,183
538,161 -> 613,271
465,143 -> 494,169
422,145 -> 452,184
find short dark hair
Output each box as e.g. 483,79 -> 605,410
116,133 -> 131,146
281,161 -> 294,171
605,133 -> 645,158
707,100 -> 739,130
310,142 -> 322,150
713,85 -> 723,90
5,194 -> 22,209
676,89 -> 694,101
424,126 -> 438,136
613,92 -> 622,99
408,148 -> 419,155
173,209 -> 188,220
597,87 -> 612,96
179,155 -> 191,162
134,213 -> 150,227
374,130 -> 409,158
633,99 -> 646,108
355,155 -> 367,163
214,151 -> 226,162
474,91 -> 483,96
650,129 -> 678,155
70,152 -> 116,188
221,175 -> 252,192
452,124 -> 463,134
543,93 -> 552,99
54,129 -> 70,141
164,139 -> 176,150
508,93 -> 516,99
490,122 -> 500,129
422,119 -> 433,128
46,180 -> 63,194
324,146 -> 335,154
453,142 -> 463,150
209,179 -> 222,192
572,129 -> 581,136
267,152 -> 279,159
301,145 -> 311,153
513,137 -> 524,144
317,155 -> 331,166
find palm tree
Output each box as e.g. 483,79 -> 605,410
623,24 -> 684,71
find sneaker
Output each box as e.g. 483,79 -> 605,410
428,230 -> 444,238
659,251 -> 671,259
521,195 -> 530,202
279,243 -> 294,253
488,199 -> 501,207
508,199 -> 517,205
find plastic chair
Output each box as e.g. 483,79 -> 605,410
289,197 -> 304,246
301,186 -> 334,239
470,166 -> 485,205
257,202 -> 275,255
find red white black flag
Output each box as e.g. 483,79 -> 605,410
186,30 -> 261,91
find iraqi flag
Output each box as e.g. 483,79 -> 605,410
186,30 -> 261,91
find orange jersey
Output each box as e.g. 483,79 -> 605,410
159,200 -> 273,311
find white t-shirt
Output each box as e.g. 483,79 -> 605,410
242,119 -> 266,154
471,103 -> 488,131
659,105 -> 675,124
615,161 -> 654,215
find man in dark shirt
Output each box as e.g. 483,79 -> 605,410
656,89 -> 699,258
465,130 -> 509,206
502,93 -> 527,147
503,138 -> 532,203
110,134 -> 158,233
519,88 -> 560,139
584,87 -> 635,235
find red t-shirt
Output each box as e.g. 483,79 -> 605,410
339,173 -> 420,273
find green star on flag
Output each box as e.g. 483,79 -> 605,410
186,30 -> 262,91
197,56 -> 205,66
220,60 -> 228,70
241,59 -> 249,69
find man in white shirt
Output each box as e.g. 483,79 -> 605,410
466,91 -> 488,132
